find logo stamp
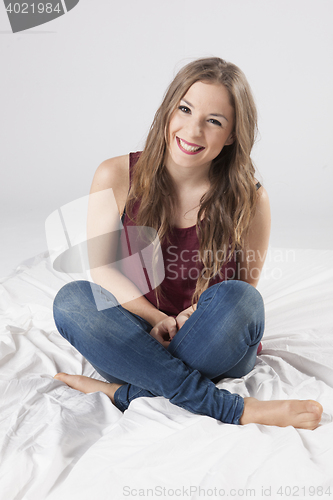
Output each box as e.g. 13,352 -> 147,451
45,190 -> 165,311
3,0 -> 80,33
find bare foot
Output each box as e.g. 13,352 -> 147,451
240,397 -> 323,430
54,373 -> 122,404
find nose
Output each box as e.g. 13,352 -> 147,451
186,117 -> 203,139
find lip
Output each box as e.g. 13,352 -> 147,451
176,137 -> 205,155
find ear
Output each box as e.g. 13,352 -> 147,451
224,133 -> 235,146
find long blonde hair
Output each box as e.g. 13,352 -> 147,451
126,57 -> 258,306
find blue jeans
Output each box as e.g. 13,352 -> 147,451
53,279 -> 264,425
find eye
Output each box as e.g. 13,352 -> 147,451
208,118 -> 222,127
178,105 -> 191,114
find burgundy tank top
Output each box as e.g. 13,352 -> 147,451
119,152 -> 237,317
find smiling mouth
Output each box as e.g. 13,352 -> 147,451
177,137 -> 205,154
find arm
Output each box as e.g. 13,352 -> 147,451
237,185 -> 271,287
87,155 -> 169,329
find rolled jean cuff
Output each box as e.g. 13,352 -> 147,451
113,384 -> 149,412
113,386 -> 126,412
227,393 -> 245,425
114,384 -> 245,425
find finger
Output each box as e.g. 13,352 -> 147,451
167,320 -> 177,337
176,315 -> 187,330
150,327 -> 157,338
169,327 -> 179,340
175,320 -> 184,331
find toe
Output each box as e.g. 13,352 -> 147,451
307,400 -> 323,418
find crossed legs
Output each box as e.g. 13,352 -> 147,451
53,280 -> 323,428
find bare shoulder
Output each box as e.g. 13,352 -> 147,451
91,154 -> 129,192
250,183 -> 271,243
256,185 -> 270,215
253,178 -> 269,207
90,154 -> 130,215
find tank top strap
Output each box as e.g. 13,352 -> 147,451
129,151 -> 142,185
122,152 -> 142,223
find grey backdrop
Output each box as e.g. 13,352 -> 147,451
1,0 -> 332,277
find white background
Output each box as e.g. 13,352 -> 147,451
0,0 -> 332,277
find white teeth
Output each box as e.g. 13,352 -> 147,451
179,138 -> 202,152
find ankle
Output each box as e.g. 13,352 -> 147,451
239,397 -> 258,425
107,383 -> 122,404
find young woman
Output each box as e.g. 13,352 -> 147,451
53,57 -> 323,429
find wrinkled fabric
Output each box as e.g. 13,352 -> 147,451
53,279 -> 264,422
0,248 -> 333,500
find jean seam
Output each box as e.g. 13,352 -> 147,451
128,387 -> 147,402
170,281 -> 226,352
101,304 -> 150,332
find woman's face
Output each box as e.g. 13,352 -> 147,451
166,81 -> 235,172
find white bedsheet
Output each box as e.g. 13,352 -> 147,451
0,248 -> 333,500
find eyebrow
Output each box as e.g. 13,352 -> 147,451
181,98 -> 229,122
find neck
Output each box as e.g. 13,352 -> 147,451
164,153 -> 211,195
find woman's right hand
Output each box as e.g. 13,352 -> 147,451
149,317 -> 178,348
